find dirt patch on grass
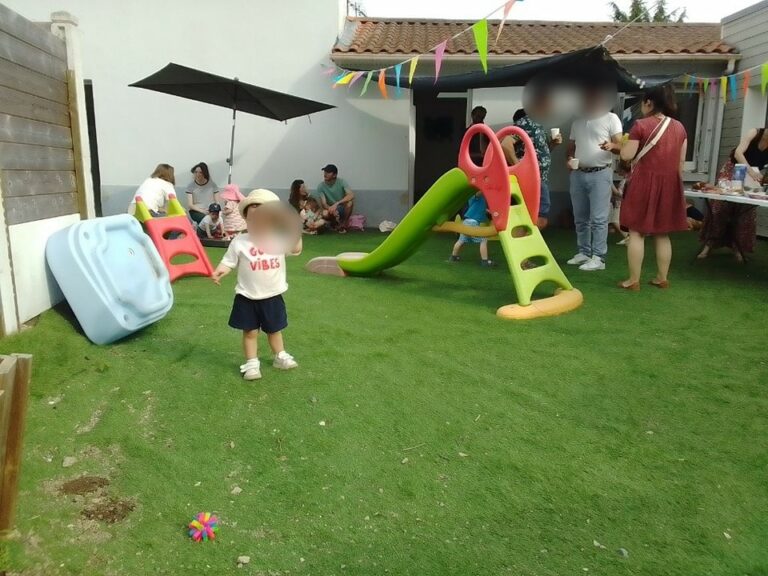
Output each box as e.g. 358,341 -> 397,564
75,404 -> 105,434
59,476 -> 109,496
81,497 -> 135,524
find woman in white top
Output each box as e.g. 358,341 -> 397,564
186,162 -> 220,225
127,163 -> 176,216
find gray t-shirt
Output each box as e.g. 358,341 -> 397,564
185,179 -> 219,211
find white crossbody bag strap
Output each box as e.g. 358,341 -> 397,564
633,117 -> 671,165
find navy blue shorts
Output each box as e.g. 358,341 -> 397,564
228,294 -> 287,334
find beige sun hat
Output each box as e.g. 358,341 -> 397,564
239,188 -> 280,218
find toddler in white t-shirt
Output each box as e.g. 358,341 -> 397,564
212,189 -> 302,381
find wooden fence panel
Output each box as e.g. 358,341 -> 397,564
0,85 -> 70,127
0,114 -> 72,148
3,192 -> 77,225
0,30 -> 66,81
1,170 -> 77,198
0,3 -> 66,59
0,57 -> 67,104
0,142 -> 74,171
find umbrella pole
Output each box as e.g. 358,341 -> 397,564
227,104 -> 237,184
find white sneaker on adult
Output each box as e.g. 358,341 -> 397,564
579,256 -> 606,271
273,351 -> 298,370
567,253 -> 590,266
240,359 -> 262,381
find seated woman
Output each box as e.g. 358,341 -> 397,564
127,163 -> 176,217
698,127 -> 768,262
185,162 -> 220,225
288,179 -> 309,213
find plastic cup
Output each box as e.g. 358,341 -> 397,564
550,128 -> 560,139
568,158 -> 580,170
733,164 -> 747,182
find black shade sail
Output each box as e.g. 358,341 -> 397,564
383,46 -> 665,93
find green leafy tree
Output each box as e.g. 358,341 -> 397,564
609,0 -> 687,23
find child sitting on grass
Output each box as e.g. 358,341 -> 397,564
301,197 -> 327,234
197,203 -> 225,239
449,192 -> 494,267
212,189 -> 302,381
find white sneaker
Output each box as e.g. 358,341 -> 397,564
617,237 -> 629,246
240,359 -> 261,381
579,256 -> 606,271
273,351 -> 298,370
567,253 -> 591,265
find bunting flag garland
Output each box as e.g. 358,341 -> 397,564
333,71 -> 346,84
495,0 -> 517,45
394,63 -> 403,95
703,78 -> 710,93
378,69 -> 389,99
720,76 -> 727,102
434,40 -> 448,83
322,67 -> 337,76
763,63 -> 768,95
472,19 -> 489,73
682,74 -> 691,92
408,56 -> 420,85
349,71 -> 365,87
360,71 -> 373,96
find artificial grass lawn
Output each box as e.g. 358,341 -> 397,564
1,229 -> 767,575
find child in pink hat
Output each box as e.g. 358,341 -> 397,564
221,184 -> 247,237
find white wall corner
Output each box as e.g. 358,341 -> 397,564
50,11 -> 96,220
0,181 -> 19,336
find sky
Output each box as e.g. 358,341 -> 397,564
359,0 -> 760,22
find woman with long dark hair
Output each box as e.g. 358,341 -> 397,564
606,84 -> 688,290
186,162 -> 220,224
288,179 -> 309,212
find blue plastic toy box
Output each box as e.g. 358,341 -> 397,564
46,215 -> 173,344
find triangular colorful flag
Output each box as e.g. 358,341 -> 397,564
681,74 -> 690,92
335,72 -> 355,86
703,78 -> 709,93
408,56 -> 419,85
762,63 -> 768,96
394,63 -> 403,96
495,0 -> 517,45
720,76 -> 727,102
697,77 -> 703,95
434,40 -> 448,83
742,70 -> 751,98
729,75 -> 737,102
472,19 -> 489,73
322,67 -> 337,76
361,71 -> 373,96
378,69 -> 389,99
349,71 -> 365,88
333,71 -> 347,84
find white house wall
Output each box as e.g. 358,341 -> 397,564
5,0 -> 412,224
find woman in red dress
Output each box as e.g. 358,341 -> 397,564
606,85 -> 688,290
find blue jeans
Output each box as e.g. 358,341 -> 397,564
539,180 -> 551,218
569,168 -> 612,259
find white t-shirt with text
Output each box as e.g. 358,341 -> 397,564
220,234 -> 287,301
570,112 -> 623,168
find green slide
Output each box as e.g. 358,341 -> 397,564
338,168 -> 477,276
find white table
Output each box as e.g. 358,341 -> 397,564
684,189 -> 768,208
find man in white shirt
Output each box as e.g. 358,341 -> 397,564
566,94 -> 623,271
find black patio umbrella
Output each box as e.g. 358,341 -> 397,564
130,63 -> 335,183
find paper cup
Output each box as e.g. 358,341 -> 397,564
568,158 -> 580,170
550,128 -> 560,139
